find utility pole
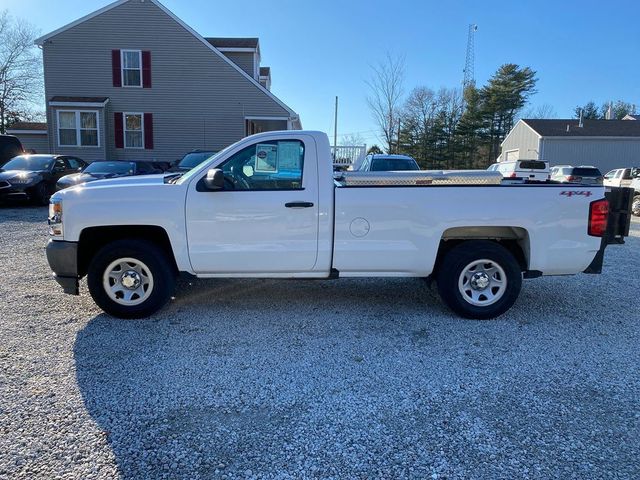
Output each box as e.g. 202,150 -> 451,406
333,96 -> 338,149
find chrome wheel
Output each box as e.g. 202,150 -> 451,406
458,259 -> 507,307
102,257 -> 154,306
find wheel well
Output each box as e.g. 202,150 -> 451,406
434,227 -> 530,275
77,225 -> 178,277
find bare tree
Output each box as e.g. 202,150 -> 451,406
521,103 -> 557,119
366,53 -> 405,153
0,11 -> 43,133
340,132 -> 366,146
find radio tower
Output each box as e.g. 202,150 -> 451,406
462,24 -> 478,89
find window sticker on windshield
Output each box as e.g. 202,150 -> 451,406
255,144 -> 278,173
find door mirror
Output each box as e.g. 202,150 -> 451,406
203,168 -> 225,190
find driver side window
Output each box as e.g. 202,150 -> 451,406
53,159 -> 66,172
219,139 -> 305,190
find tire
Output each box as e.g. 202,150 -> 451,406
87,239 -> 176,319
436,240 -> 522,320
632,196 -> 640,217
33,182 -> 51,206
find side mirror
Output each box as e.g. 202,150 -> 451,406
203,168 -> 225,190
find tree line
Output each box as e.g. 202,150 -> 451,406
366,56 -> 636,169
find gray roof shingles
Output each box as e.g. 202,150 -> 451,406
523,119 -> 640,137
205,37 -> 259,49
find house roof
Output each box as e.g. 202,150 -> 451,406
6,122 -> 47,132
623,114 -> 640,120
205,37 -> 259,49
50,96 -> 109,104
259,67 -> 271,77
522,119 -> 640,138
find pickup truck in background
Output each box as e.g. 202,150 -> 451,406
46,131 -> 633,320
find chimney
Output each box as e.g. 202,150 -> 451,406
578,109 -> 584,128
566,124 -> 570,133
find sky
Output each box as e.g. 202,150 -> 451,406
3,0 -> 640,147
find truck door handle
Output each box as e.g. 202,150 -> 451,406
285,202 -> 314,208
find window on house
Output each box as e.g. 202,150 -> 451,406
124,113 -> 144,148
57,111 -> 99,147
122,50 -> 142,87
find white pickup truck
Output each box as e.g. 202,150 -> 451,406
46,131 -> 633,320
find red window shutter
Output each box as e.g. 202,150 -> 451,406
114,112 -> 124,148
111,50 -> 122,87
144,113 -> 154,149
142,51 -> 152,88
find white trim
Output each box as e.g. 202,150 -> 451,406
34,0 -> 297,117
121,49 -> 143,88
56,110 -> 100,148
216,47 -> 257,53
123,112 -> 145,149
49,101 -> 109,107
6,130 -> 47,135
244,116 -> 290,121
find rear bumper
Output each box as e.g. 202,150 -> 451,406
46,239 -> 80,295
584,187 -> 634,274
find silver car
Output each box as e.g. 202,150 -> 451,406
550,165 -> 603,185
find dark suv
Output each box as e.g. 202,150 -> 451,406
0,135 -> 25,167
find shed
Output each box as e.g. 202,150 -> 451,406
500,119 -> 640,172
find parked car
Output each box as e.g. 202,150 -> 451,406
0,154 -> 86,204
630,177 -> 640,217
171,150 -> 217,172
603,167 -> 638,188
550,165 -> 603,185
358,154 -> 420,172
494,159 -> 550,181
57,161 -> 163,190
45,131 -> 632,321
0,135 -> 25,167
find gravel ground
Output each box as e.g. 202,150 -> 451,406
1,205 -> 639,480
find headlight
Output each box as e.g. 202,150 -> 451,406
48,198 -> 63,237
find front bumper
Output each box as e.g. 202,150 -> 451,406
46,239 -> 80,295
0,183 -> 31,199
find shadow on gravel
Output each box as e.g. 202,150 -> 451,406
73,276 -> 640,478
0,204 -> 48,223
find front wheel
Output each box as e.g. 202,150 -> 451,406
436,241 -> 522,320
87,239 -> 176,319
632,196 -> 640,217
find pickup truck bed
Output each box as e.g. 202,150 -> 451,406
46,131 -> 633,320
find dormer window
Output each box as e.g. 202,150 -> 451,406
121,50 -> 142,87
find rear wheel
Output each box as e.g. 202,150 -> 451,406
436,241 -> 522,320
87,239 -> 176,319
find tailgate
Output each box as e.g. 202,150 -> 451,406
605,187 -> 633,244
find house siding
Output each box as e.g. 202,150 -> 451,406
542,138 -> 640,172
11,133 -> 50,154
500,121 -> 540,160
42,0 -> 292,162
221,52 -> 256,78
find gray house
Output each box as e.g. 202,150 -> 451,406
33,0 -> 301,163
500,119 -> 640,172
5,122 -> 49,153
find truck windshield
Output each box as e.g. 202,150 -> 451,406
371,159 -> 420,171
85,162 -> 135,175
179,151 -> 216,169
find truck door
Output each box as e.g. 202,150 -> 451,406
185,135 -> 319,274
